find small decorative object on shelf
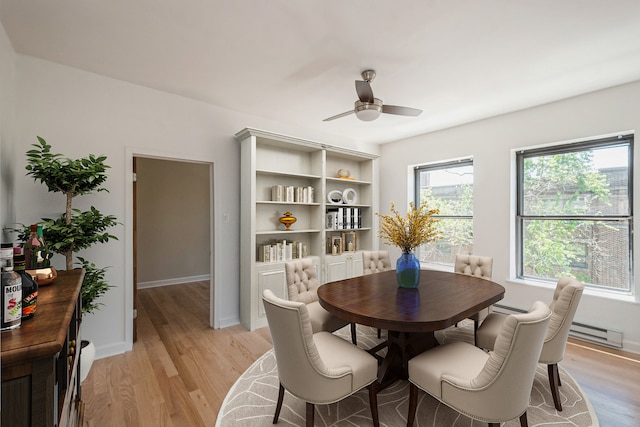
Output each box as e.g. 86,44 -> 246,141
278,211 -> 297,231
342,232 -> 357,252
377,201 -> 440,288
337,168 -> 356,180
328,235 -> 343,255
327,189 -> 343,204
337,168 -> 351,178
342,187 -> 358,205
326,188 -> 358,206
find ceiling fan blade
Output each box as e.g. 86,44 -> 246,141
382,104 -> 422,117
323,110 -> 355,122
355,80 -> 374,103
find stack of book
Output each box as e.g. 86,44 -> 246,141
271,185 -> 315,203
258,239 -> 307,262
326,207 -> 362,230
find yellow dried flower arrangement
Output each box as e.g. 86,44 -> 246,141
377,201 -> 440,253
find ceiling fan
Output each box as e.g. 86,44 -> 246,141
323,70 -> 423,122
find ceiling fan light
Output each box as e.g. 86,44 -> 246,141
355,99 -> 383,121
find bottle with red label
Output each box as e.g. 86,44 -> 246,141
1,242 -> 22,331
14,255 -> 37,319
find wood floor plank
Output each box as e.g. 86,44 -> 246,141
82,282 -> 638,426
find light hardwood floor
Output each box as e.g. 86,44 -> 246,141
82,282 -> 640,426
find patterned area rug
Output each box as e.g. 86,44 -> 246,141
216,321 -> 598,426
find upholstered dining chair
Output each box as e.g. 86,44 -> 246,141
262,289 -> 380,427
362,250 -> 392,274
362,250 -> 392,338
407,301 -> 551,427
285,258 -> 356,345
454,254 -> 494,341
476,276 -> 584,411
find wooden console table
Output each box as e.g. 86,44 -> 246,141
1,269 -> 85,427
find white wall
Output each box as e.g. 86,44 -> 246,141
0,16 -> 16,238
380,80 -> 640,353
8,53 -> 378,358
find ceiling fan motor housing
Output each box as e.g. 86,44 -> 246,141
355,98 -> 383,121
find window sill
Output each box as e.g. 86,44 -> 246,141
420,262 -> 453,272
508,278 -> 638,304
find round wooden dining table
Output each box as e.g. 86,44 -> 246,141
317,269 -> 505,388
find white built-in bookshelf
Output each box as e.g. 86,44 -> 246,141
236,128 -> 378,330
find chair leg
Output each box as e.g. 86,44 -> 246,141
473,319 -> 479,344
368,382 -> 379,427
407,382 -> 418,427
305,402 -> 315,427
488,424 -> 500,427
377,328 -> 381,339
351,323 -> 358,345
548,363 -> 562,411
273,383 -> 285,424
519,411 -> 529,427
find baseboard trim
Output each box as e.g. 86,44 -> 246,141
138,275 -> 210,289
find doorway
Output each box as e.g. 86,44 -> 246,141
132,156 -> 213,341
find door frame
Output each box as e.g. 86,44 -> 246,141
124,147 -> 217,346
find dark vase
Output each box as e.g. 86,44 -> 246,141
396,252 -> 420,288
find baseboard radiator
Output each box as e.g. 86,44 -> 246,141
492,304 -> 623,348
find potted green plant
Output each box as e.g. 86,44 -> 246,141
11,136 -> 119,382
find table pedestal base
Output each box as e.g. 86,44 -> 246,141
372,330 -> 439,390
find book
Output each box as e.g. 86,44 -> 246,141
326,210 -> 338,229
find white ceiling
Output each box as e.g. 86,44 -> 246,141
2,0 -> 640,144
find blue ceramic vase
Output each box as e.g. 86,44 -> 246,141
396,252 -> 420,288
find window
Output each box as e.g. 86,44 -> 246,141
415,159 -> 473,265
516,134 -> 633,292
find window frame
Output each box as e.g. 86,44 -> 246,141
414,158 -> 474,265
516,134 -> 634,292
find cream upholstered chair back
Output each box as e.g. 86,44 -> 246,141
454,254 -> 494,339
262,289 -> 348,402
475,277 -> 584,412
540,277 -> 584,363
362,250 -> 392,275
454,254 -> 493,279
284,258 -> 354,343
262,289 -> 380,426
459,301 -> 551,420
285,258 -> 320,305
406,301 -> 551,427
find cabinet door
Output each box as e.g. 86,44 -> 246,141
257,267 -> 286,317
350,252 -> 364,277
326,253 -> 363,281
325,256 -> 347,282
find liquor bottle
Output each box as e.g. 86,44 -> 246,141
24,224 -> 43,270
14,255 -> 37,320
1,242 -> 22,330
36,224 -> 46,268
